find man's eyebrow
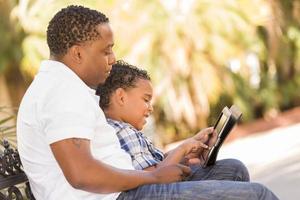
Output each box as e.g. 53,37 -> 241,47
102,43 -> 114,50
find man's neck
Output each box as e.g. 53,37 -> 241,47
50,54 -> 91,89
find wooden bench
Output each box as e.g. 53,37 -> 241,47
0,140 -> 35,200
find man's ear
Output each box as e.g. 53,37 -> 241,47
114,88 -> 126,106
69,45 -> 82,64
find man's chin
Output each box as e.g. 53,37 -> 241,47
97,78 -> 107,86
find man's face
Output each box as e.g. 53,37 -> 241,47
121,79 -> 153,130
79,23 -> 115,88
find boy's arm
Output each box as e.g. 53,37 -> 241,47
155,128 -> 214,168
116,126 -> 164,170
50,138 -> 190,194
156,137 -> 208,168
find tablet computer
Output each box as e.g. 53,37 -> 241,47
200,105 -> 242,167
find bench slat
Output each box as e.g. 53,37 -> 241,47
0,173 -> 28,190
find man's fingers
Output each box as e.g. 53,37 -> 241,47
177,164 -> 191,176
187,158 -> 201,165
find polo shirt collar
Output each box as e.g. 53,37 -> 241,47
39,60 -> 97,95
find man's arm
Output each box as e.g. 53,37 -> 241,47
50,138 -> 190,193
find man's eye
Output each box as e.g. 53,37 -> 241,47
104,49 -> 113,55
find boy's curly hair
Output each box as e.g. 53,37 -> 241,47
96,60 -> 150,110
47,5 -> 109,57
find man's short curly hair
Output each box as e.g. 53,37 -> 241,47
96,60 -> 151,110
47,5 -> 109,57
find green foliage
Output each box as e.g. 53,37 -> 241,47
2,0 -> 300,144
0,0 -> 25,73
0,107 -> 17,148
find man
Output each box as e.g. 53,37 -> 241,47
17,5 -> 278,200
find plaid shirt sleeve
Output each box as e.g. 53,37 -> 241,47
107,119 -> 164,170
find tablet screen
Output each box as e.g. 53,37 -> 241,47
214,114 -> 228,134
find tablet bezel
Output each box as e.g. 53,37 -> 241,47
201,107 -> 232,166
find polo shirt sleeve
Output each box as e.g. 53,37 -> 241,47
40,82 -> 97,144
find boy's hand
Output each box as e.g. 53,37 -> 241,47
150,164 -> 191,183
182,127 -> 215,165
157,128 -> 215,169
181,137 -> 209,155
193,127 -> 214,144
198,128 -> 218,164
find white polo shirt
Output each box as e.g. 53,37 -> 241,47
17,60 -> 134,200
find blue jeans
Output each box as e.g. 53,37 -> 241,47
117,159 -> 279,200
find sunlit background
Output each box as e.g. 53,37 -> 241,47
1,0 -> 300,199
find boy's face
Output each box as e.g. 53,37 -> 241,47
122,79 -> 153,130
78,23 -> 116,89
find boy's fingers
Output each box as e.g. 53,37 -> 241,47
194,127 -> 214,140
198,142 -> 209,149
203,127 -> 214,135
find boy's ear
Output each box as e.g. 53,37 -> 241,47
114,88 -> 126,106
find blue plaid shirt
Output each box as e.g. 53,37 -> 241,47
107,118 -> 164,170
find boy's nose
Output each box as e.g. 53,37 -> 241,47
148,103 -> 153,114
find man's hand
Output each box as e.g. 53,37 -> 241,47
150,164 -> 191,183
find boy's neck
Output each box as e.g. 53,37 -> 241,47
104,109 -> 123,122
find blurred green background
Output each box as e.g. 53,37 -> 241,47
1,0 -> 300,146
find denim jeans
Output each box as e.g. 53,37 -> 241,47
117,159 -> 279,200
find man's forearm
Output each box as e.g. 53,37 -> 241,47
51,138 -> 185,194
76,159 -> 156,193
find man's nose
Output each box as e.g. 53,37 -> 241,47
108,52 -> 116,65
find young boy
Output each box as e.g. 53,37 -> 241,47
96,60 -> 211,170
96,61 -> 280,200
